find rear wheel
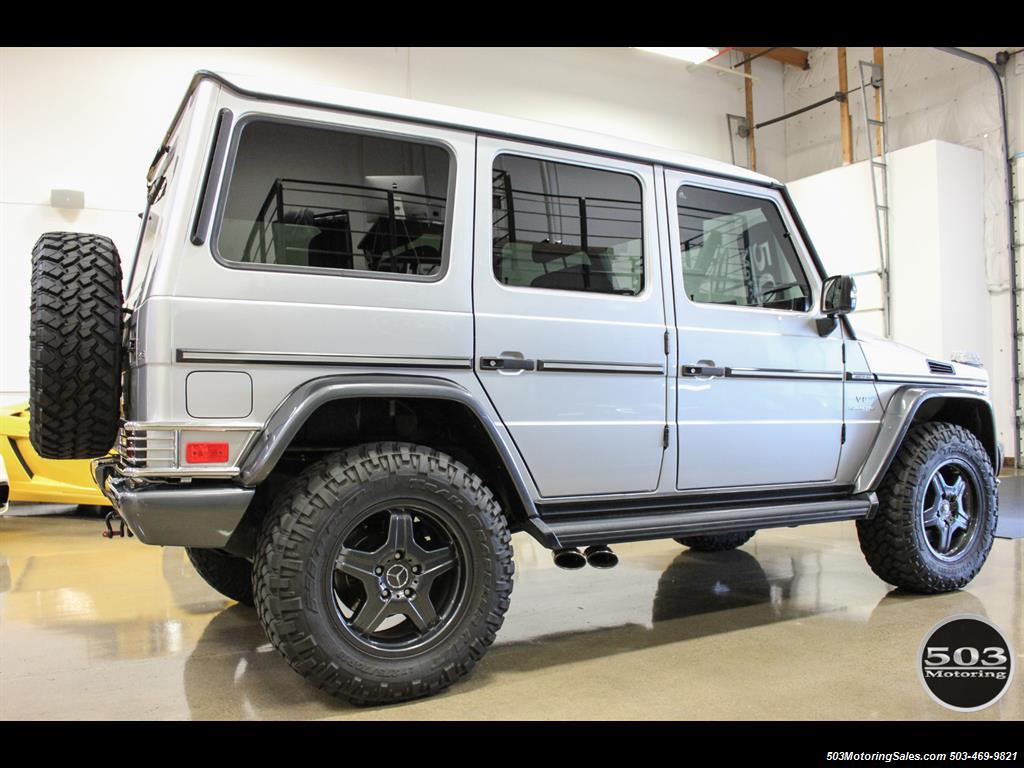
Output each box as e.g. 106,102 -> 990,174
856,422 -> 997,593
253,442 -> 514,704
29,233 -> 123,459
675,530 -> 755,552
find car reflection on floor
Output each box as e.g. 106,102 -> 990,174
1,514 -> 230,662
176,540 -> 833,718
1,512 -> 1020,720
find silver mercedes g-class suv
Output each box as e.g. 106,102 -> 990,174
29,71 -> 1000,705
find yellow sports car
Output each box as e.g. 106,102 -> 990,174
0,401 -> 110,507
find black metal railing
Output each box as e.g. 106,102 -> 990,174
491,170 -> 642,252
242,178 -> 447,275
491,170 -> 644,293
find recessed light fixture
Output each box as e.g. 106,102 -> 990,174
633,47 -> 720,65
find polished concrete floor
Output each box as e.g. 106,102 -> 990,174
0,508 -> 1021,720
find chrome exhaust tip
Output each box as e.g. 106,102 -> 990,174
584,544 -> 618,569
553,548 -> 587,570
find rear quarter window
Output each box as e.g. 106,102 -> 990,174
216,118 -> 453,280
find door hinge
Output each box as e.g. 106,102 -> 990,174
662,425 -> 670,449
841,423 -> 847,444
664,330 -> 670,356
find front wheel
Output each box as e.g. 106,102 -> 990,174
856,422 -> 998,594
253,443 -> 514,705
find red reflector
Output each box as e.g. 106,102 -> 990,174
185,442 -> 230,463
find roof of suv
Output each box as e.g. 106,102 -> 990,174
192,70 -> 780,188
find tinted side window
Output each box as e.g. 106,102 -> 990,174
677,186 -> 810,311
218,120 -> 451,278
492,155 -> 643,295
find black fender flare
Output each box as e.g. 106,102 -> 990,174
236,374 -> 556,546
853,386 -> 999,494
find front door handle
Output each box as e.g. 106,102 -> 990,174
480,356 -> 537,371
681,359 -> 728,378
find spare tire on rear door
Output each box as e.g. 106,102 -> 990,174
30,232 -> 124,459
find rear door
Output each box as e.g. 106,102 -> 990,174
473,138 -> 668,498
665,171 -> 844,490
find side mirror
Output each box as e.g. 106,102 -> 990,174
816,275 -> 857,336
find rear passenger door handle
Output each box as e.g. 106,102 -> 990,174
480,356 -> 536,371
681,360 -> 727,378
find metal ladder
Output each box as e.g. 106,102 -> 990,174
1013,153 -> 1023,465
853,59 -> 892,337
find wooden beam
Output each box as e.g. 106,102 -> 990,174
837,47 -> 853,164
744,58 -> 756,171
873,47 -> 884,155
734,47 -> 809,70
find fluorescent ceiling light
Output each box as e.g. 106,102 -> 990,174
633,47 -> 720,64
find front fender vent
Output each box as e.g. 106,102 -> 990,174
927,360 -> 955,375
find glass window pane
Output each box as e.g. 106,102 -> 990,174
492,155 -> 643,295
677,186 -> 810,311
218,120 -> 451,278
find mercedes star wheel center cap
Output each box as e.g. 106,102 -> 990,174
386,564 -> 410,590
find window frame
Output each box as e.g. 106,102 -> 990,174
210,112 -> 458,284
675,181 -> 817,316
489,149 -> 648,299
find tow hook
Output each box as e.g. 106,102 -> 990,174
102,509 -> 133,539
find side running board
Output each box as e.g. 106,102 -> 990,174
542,495 -> 877,548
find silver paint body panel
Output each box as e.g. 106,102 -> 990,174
665,170 -> 844,489
473,137 -> 668,497
112,74 -> 997,543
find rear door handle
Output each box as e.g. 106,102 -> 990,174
681,360 -> 727,378
480,356 -> 536,371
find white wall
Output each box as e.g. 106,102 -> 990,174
785,161 -> 884,334
890,142 -> 992,398
782,47 -> 1023,458
782,47 -> 1019,289
0,46 -> 787,403
790,140 -> 1007,444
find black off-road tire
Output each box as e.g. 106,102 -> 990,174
253,442 -> 514,705
856,422 -> 998,594
186,547 -> 255,606
30,233 -> 123,459
674,530 -> 755,552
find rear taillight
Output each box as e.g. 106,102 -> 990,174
184,442 -> 229,463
